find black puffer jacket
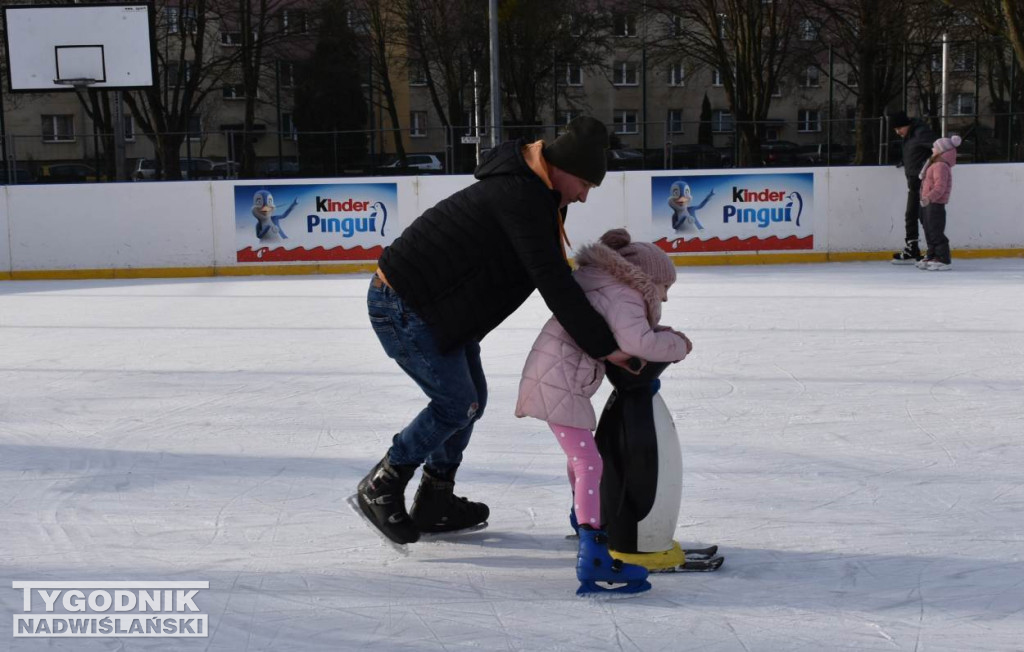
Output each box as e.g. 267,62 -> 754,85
902,119 -> 937,180
377,139 -> 618,357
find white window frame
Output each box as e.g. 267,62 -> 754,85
410,111 -> 427,137
566,63 -> 583,86
561,110 -> 581,126
668,62 -> 684,86
281,9 -> 308,35
798,108 -> 822,132
613,13 -> 637,37
712,110 -> 734,133
123,115 -> 135,142
279,61 -> 295,88
800,66 -> 820,88
613,110 -> 638,134
799,19 -> 818,41
613,61 -> 639,86
223,84 -> 246,100
282,112 -> 298,141
670,15 -> 684,37
952,93 -> 975,116
408,59 -> 427,86
668,109 -> 685,134
187,114 -> 202,141
42,114 -> 75,143
221,32 -> 243,47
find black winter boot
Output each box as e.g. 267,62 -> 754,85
356,456 -> 420,544
892,239 -> 923,264
410,469 -> 489,533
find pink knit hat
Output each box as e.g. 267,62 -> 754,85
934,134 -> 962,153
599,229 -> 677,285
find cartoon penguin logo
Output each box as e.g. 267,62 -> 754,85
785,191 -> 804,227
251,190 -> 299,241
668,179 -> 715,231
370,201 -> 388,237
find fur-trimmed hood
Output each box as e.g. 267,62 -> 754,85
574,242 -> 663,326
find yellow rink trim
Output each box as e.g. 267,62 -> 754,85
1,249 -> 1022,281
611,541 -> 687,572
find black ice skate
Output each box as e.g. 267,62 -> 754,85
409,470 -> 489,535
891,239 -> 923,265
353,455 -> 420,546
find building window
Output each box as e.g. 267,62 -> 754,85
346,10 -> 368,34
712,110 -> 733,133
613,110 -> 638,134
408,59 -> 427,86
846,106 -> 857,132
410,111 -> 427,137
800,66 -> 820,88
42,115 -> 74,142
566,63 -> 583,86
668,62 -> 684,86
613,61 -> 638,86
952,47 -> 976,72
165,61 -> 194,85
952,93 -> 975,116
560,110 -> 581,126
567,14 -> 582,37
280,10 -> 308,34
670,15 -> 684,37
613,13 -> 637,37
668,109 -> 684,134
846,69 -> 858,88
278,62 -> 295,88
187,114 -> 202,140
123,115 -> 135,142
712,68 -> 725,86
799,19 -> 818,41
282,113 -> 297,140
223,84 -> 246,99
798,109 -> 821,132
221,32 -> 243,47
166,7 -> 197,34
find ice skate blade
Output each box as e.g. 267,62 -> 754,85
345,494 -> 410,556
418,522 -> 489,540
576,579 -> 652,596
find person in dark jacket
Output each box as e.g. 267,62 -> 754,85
356,116 -> 639,546
889,110 -> 937,263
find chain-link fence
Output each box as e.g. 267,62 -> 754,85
2,112 -> 1022,185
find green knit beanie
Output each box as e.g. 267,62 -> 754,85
542,116 -> 609,186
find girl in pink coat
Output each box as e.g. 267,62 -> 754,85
516,228 -> 691,592
916,134 -> 960,271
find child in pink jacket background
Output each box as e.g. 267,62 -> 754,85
516,228 -> 692,593
917,134 -> 960,271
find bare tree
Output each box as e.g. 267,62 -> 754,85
647,0 -> 805,166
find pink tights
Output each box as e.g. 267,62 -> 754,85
548,423 -> 604,528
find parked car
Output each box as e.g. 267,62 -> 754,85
796,143 -> 852,166
258,158 -> 301,178
760,140 -> 800,167
180,158 -> 224,180
664,143 -> 726,170
37,163 -> 103,183
0,165 -> 36,184
132,158 -> 158,181
379,153 -> 443,172
212,160 -> 239,179
606,148 -> 645,171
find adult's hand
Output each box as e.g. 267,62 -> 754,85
604,349 -> 645,374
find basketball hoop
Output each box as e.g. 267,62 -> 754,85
53,78 -> 99,90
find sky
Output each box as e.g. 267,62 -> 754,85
1,258 -> 1023,651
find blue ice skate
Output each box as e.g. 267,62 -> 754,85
576,526 -> 651,595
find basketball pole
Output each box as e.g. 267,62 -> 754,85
0,70 -> 9,183
112,89 -> 127,182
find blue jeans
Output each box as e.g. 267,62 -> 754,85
367,278 -> 487,475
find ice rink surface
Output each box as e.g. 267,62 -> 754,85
2,259 -> 1023,651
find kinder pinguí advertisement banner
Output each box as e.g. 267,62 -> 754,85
235,182 -> 398,262
650,172 -> 814,252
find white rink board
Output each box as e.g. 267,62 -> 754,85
1,163 -> 1022,274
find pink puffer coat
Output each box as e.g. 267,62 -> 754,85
515,241 -> 690,430
920,147 -> 957,205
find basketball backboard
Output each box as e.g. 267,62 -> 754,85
3,4 -> 155,92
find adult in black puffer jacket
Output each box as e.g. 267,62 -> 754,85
890,111 -> 937,263
357,117 -> 637,547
